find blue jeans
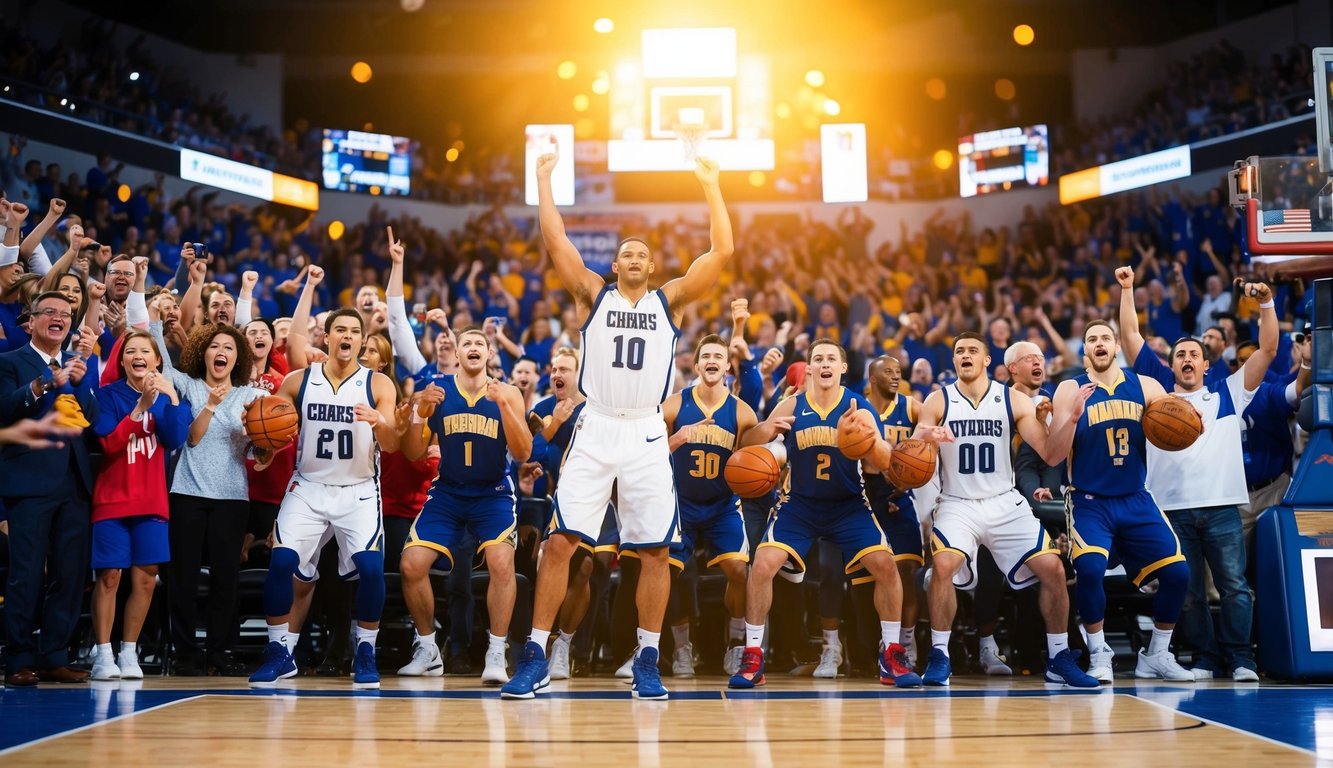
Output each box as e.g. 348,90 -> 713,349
1166,505 -> 1255,672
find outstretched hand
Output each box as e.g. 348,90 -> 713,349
693,156 -> 720,186
535,153 -> 558,179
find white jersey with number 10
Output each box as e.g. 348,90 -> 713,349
578,286 -> 680,411
294,363 -> 379,485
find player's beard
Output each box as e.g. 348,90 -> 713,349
1088,351 -> 1115,374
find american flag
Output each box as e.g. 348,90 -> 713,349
1262,208 -> 1312,233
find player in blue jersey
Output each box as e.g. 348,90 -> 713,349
729,338 -> 922,689
396,327 -> 533,685
661,334 -> 759,677
1048,319 -> 1193,682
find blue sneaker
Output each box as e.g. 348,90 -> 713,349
500,641 -> 551,700
1045,648 -> 1101,688
248,641 -> 297,688
879,643 -> 922,688
727,646 -> 766,689
631,647 -> 668,700
922,647 -> 951,686
352,641 -> 380,690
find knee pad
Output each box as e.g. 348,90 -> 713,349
1071,553 -> 1109,626
1150,560 -> 1190,625
263,547 -> 301,618
351,551 -> 386,623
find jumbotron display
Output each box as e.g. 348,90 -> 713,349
958,124 -> 1049,198
321,129 -> 413,196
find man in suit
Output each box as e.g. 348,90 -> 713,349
0,291 -> 99,686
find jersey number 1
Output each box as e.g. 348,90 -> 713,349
612,335 -> 645,371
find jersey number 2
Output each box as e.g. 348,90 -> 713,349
315,429 -> 353,460
612,335 -> 645,371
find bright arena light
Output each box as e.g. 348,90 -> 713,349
748,171 -> 766,187
129,71 -> 140,81
823,99 -> 841,116
445,147 -> 460,162
116,184 -> 131,203
350,61 -> 373,84
573,93 -> 590,112
805,70 -> 825,88
593,17 -> 614,34
328,220 -> 345,240
1013,24 -> 1035,46
592,72 -> 610,95
925,78 -> 947,100
557,60 -> 577,80
933,149 -> 954,170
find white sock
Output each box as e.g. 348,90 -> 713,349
1148,627 -> 1172,656
267,622 -> 289,647
354,625 -> 379,646
487,632 -> 507,650
822,628 -> 840,648
900,628 -> 915,647
931,629 -> 952,656
746,622 -> 765,649
1087,629 -> 1107,651
729,617 -> 745,642
979,634 -> 999,657
880,621 -> 902,649
637,628 -> 661,653
1046,633 -> 1069,658
416,631 -> 436,650
671,623 -> 690,648
557,630 -> 575,645
120,641 -> 137,657
97,642 -> 113,658
529,628 -> 552,650
283,632 -> 301,653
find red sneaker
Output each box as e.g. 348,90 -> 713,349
727,646 -> 766,689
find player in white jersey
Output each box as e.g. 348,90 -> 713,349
913,332 -> 1097,688
503,151 -> 733,700
249,302 -> 401,690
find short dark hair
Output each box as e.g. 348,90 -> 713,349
694,333 -> 727,363
323,308 -> 364,335
1169,336 -> 1206,360
809,337 -> 846,361
953,331 -> 987,352
617,237 -> 650,254
1236,340 -> 1258,356
1083,319 -> 1115,341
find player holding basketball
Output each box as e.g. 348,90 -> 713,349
249,266 -> 401,690
396,322 -> 532,685
913,332 -> 1098,688
661,333 -> 759,676
502,151 -> 733,700
1047,319 -> 1192,682
729,338 -> 921,689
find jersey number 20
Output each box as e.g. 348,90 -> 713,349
316,428 -> 354,460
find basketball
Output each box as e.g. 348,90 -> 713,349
1143,396 -> 1203,451
886,438 -> 937,490
244,396 -> 300,451
725,445 -> 781,498
838,418 -> 877,460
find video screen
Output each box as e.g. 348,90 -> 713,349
958,124 -> 1049,198
321,129 -> 412,196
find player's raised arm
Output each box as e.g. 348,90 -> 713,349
1238,279 -> 1278,392
1116,266 -> 1145,365
740,393 -> 796,447
490,378 -> 533,462
384,225 -> 429,374
1044,380 -> 1097,466
286,265 -> 325,371
535,153 -> 603,315
662,158 -> 735,312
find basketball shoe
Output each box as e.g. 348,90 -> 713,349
91,649 -> 120,681
922,647 -> 951,686
672,642 -> 695,678
879,643 -> 923,687
482,644 -> 509,685
117,647 -> 144,680
979,645 -> 1013,675
723,644 -> 745,676
249,641 -> 298,687
631,647 -> 669,700
728,647 -> 766,689
352,642 -> 380,690
1088,645 -> 1115,683
500,641 -> 551,699
813,642 -> 843,678
548,635 -> 572,680
1134,649 -> 1194,681
1045,649 -> 1101,688
398,640 -> 444,677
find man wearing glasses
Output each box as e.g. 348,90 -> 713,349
0,291 -> 100,686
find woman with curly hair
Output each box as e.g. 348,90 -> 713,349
150,301 -> 267,676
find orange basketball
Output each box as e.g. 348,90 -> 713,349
838,418 -> 877,460
244,396 -> 300,451
725,446 -> 781,498
1143,396 -> 1203,452
886,438 -> 937,490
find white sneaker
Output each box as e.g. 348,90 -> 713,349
1134,650 -> 1195,681
91,651 -> 120,681
117,649 -> 143,680
672,642 -> 695,678
481,644 -> 509,685
980,645 -> 1012,676
615,655 -> 635,680
723,645 -> 745,676
397,640 -> 444,676
1191,667 -> 1215,681
813,644 -> 843,679
1232,666 -> 1259,682
549,636 -> 572,681
1088,646 -> 1115,683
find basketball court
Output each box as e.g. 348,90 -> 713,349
0,676 -> 1325,766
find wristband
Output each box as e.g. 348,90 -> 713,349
1259,300 -> 1274,309
1301,363 -> 1313,371
203,404 -> 216,413
412,411 -> 428,425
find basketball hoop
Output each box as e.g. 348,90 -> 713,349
673,107 -> 709,167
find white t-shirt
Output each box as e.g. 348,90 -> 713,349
1146,367 -> 1256,510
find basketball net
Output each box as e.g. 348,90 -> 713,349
673,122 -> 708,167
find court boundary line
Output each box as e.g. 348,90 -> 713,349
0,693 -> 208,757
1127,691 -> 1317,756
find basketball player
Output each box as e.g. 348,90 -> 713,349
913,332 -> 1098,688
249,278 -> 400,690
502,152 -> 732,700
1047,319 -> 1193,682
661,334 -> 759,676
729,338 -> 921,690
856,355 -> 925,667
396,327 -> 532,684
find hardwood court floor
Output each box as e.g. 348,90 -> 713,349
0,676 -> 1323,766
